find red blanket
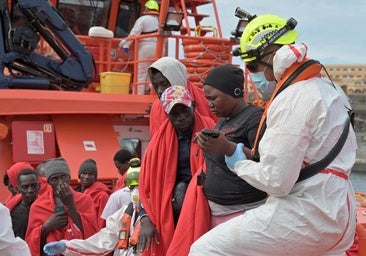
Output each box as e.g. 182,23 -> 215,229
7,162 -> 33,187
149,81 -> 217,136
83,181 -> 111,229
25,188 -> 99,256
38,176 -> 51,195
166,170 -> 211,256
140,112 -> 214,255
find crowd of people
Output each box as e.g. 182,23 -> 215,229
1,150 -> 138,256
1,5 -> 361,256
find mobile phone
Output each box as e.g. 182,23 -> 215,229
201,129 -> 220,138
54,205 -> 65,213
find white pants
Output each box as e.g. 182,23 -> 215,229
189,176 -> 356,256
136,41 -> 156,94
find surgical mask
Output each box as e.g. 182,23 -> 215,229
130,187 -> 140,209
250,71 -> 276,101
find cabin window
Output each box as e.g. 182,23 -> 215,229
57,0 -> 112,35
115,1 -> 141,38
120,138 -> 142,159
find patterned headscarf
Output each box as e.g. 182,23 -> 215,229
160,85 -> 193,114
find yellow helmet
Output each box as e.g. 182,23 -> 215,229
240,14 -> 298,62
124,158 -> 141,187
145,0 -> 159,11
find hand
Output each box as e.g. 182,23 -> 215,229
137,217 -> 159,252
118,39 -> 126,48
196,129 -> 236,155
43,241 -> 66,256
123,47 -> 129,53
43,212 -> 68,232
56,183 -> 74,208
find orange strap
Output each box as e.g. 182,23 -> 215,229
252,59 -> 322,159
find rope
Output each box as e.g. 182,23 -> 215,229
182,26 -> 231,87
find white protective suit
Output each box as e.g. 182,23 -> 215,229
122,13 -> 159,94
189,44 -> 358,256
0,204 -> 31,256
101,186 -> 131,220
61,205 -> 141,256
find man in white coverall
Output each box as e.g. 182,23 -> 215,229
190,13 -> 358,256
43,162 -> 142,256
0,204 -> 31,256
119,0 -> 159,95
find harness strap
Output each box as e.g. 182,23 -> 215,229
296,117 -> 350,183
252,59 -> 322,161
141,29 -> 158,34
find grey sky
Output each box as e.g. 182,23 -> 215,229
200,0 -> 365,64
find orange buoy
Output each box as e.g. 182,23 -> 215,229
0,123 -> 9,140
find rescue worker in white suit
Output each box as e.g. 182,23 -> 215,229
0,204 -> 31,256
190,13 -> 358,256
119,0 -> 159,95
43,159 -> 142,256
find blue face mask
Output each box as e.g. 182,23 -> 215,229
250,71 -> 277,101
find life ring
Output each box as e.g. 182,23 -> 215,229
187,67 -> 212,74
182,59 -> 229,67
191,81 -> 204,88
182,37 -> 232,51
183,44 -> 231,53
188,75 -> 202,82
184,52 -> 231,60
187,78 -> 204,88
182,38 -> 201,45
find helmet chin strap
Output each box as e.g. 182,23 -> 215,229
261,61 -> 273,74
256,50 -> 276,70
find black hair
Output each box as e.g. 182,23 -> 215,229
3,173 -> 10,186
17,169 -> 38,183
113,149 -> 134,163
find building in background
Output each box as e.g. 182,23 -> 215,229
322,64 -> 366,94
